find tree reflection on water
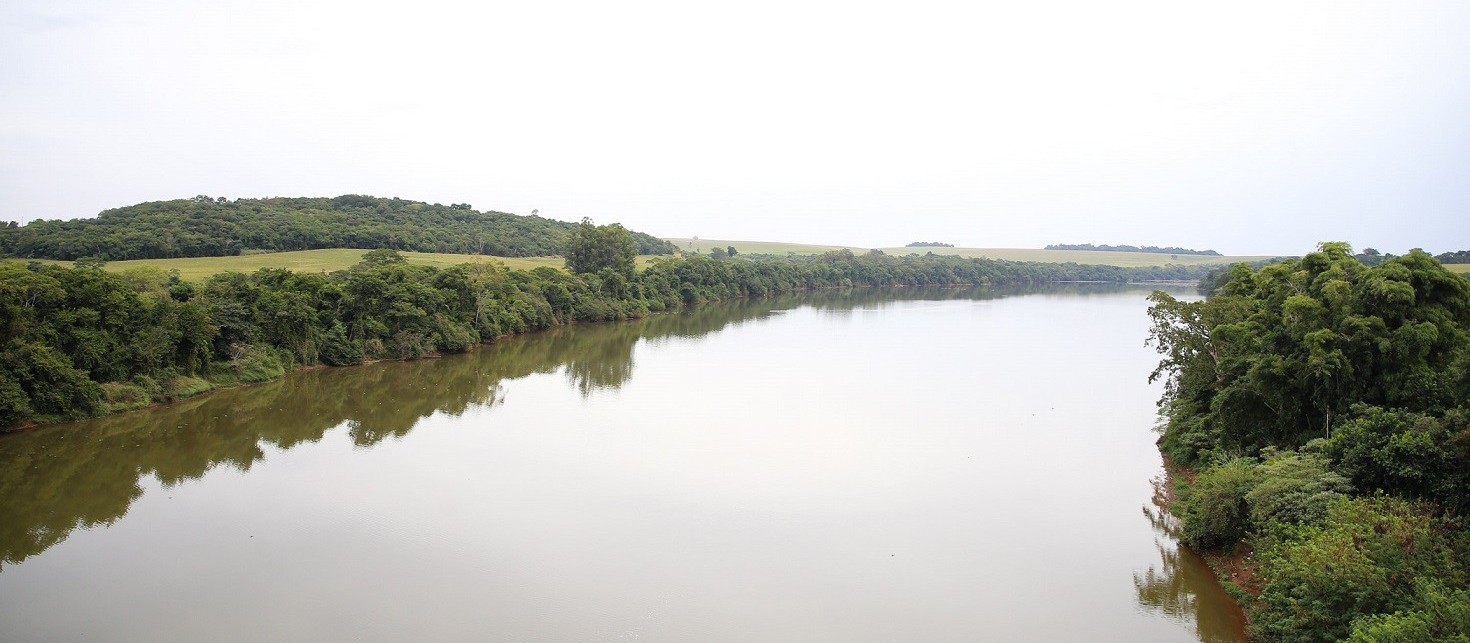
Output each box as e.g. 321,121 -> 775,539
3,285 -> 1082,571
1134,474 -> 1250,643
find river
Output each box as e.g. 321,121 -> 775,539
0,285 -> 1246,642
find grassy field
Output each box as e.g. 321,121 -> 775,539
10,250 -> 582,282
874,246 -> 1274,267
665,238 -> 866,256
11,245 -> 1458,281
665,238 -> 1271,267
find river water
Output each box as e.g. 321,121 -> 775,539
0,286 -> 1246,642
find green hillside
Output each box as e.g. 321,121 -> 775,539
0,195 -> 675,260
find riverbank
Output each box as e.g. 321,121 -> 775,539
1156,455 -> 1257,637
1152,456 -> 1258,635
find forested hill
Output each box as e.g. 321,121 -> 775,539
0,195 -> 677,260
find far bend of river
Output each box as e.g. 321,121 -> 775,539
0,285 -> 1247,642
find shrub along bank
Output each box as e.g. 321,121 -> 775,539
1147,243 -> 1470,641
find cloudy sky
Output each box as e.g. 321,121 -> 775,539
2,0 -> 1467,255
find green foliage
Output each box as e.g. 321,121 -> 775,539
1244,448 -> 1352,528
101,381 -> 152,412
1347,583 -> 1470,642
1178,458 -> 1262,549
220,344 -> 285,384
1148,244 -> 1470,642
319,320 -> 363,366
0,195 -> 677,261
2,342 -> 104,423
1252,496 -> 1465,643
1327,405 -> 1470,515
564,218 -> 637,277
1149,244 -> 1470,463
1176,450 -> 1353,551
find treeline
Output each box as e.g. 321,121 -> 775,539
0,195 -> 676,260
1437,250 -> 1470,264
1352,247 -> 1467,266
904,241 -> 953,247
1146,243 -> 1470,641
1,249 -> 1215,430
1047,243 -> 1221,256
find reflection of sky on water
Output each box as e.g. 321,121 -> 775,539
0,284 -> 1237,642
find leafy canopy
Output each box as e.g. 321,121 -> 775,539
564,218 -> 636,278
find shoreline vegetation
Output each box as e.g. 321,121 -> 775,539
1147,243 -> 1470,642
2,245 -> 1224,432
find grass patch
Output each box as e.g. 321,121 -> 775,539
1446,263 -> 1470,274
100,374 -> 215,411
169,375 -> 213,399
664,238 -> 865,256
5,250 -> 655,283
101,382 -> 153,412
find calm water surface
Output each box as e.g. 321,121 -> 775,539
0,286 -> 1246,642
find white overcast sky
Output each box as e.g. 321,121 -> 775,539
2,0 -> 1468,255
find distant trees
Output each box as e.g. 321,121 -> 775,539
1354,247 -> 1468,266
905,242 -> 954,248
1047,243 -> 1221,256
1437,249 -> 1470,264
564,218 -> 636,277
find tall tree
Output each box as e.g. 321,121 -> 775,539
564,218 -> 636,278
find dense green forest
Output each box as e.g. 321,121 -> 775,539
0,195 -> 676,260
1147,243 -> 1470,641
1046,243 -> 1222,256
1,238 -> 1214,430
